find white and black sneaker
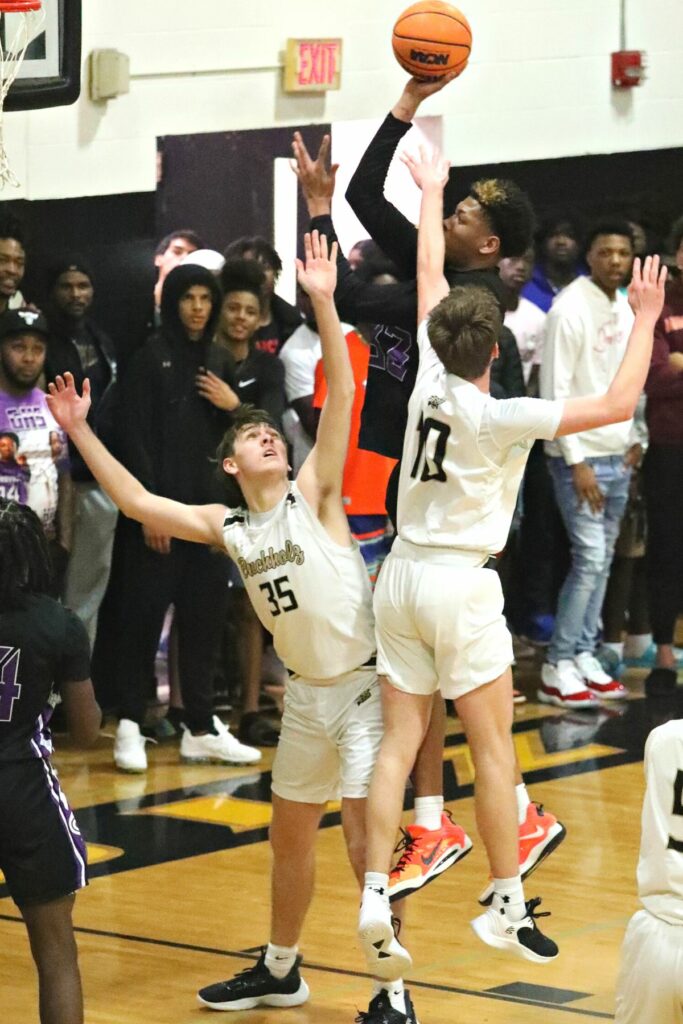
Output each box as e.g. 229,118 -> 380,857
355,989 -> 419,1023
197,949 -> 309,1011
471,897 -> 559,964
358,887 -> 412,980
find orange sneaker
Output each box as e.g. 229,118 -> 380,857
478,802 -> 566,905
388,811 -> 473,903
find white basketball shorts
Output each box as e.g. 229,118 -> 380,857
271,665 -> 383,804
615,909 -> 683,1023
374,549 -> 513,700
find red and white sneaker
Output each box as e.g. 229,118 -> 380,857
574,652 -> 627,700
478,802 -> 566,905
538,660 -> 599,709
388,811 -> 473,903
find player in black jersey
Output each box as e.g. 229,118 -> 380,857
0,498 -> 101,1024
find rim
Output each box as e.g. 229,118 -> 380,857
0,1 -> 42,10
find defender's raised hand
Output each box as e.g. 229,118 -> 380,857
291,132 -> 339,215
46,373 -> 91,434
628,255 -> 667,321
296,230 -> 338,302
401,145 -> 450,192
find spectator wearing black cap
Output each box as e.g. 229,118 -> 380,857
44,257 -> 118,646
0,309 -> 70,589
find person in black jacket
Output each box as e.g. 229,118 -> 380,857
223,237 -> 302,355
44,257 -> 119,647
100,263 -> 261,773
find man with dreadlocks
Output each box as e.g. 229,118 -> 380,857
0,498 -> 101,1024
292,77 -> 565,912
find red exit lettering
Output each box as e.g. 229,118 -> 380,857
298,41 -> 338,87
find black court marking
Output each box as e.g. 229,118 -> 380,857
487,981 -> 593,1004
0,913 -> 612,1018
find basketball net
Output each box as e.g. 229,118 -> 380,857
0,2 -> 46,187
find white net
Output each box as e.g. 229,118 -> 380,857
0,5 -> 46,187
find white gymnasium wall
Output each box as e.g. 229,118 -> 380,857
1,0 -> 682,202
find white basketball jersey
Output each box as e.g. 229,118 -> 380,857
638,720 -> 683,925
397,320 -> 563,557
222,482 -> 375,682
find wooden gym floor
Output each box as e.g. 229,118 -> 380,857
2,652 -> 682,1023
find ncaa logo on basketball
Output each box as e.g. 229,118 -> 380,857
409,49 -> 449,65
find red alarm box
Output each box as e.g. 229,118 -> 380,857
611,50 -> 646,88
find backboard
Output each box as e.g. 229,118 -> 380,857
3,0 -> 81,111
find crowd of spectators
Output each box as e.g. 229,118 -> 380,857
0,172 -> 681,772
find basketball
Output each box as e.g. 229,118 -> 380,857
392,1 -> 472,80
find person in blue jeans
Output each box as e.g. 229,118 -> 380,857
539,220 -> 643,707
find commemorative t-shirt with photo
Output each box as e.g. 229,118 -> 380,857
0,387 -> 67,536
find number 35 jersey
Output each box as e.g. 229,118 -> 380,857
397,319 -> 563,556
222,483 -> 376,683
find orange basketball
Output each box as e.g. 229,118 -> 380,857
392,1 -> 472,80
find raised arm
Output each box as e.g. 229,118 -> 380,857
295,232 -> 355,541
402,146 -> 451,322
45,374 -> 226,547
293,131 -> 420,330
556,256 -> 667,436
345,77 -> 456,278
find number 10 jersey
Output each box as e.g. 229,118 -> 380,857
396,319 -> 563,557
222,483 -> 376,683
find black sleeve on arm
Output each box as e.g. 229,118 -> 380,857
118,344 -> 159,490
344,114 -> 418,279
310,213 -> 418,330
55,608 -> 91,689
490,327 -> 526,400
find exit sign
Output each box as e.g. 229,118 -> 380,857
284,38 -> 342,92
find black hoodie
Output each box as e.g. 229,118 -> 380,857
119,264 -> 236,504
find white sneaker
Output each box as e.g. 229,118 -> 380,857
471,896 -> 559,964
574,652 -> 627,700
538,660 -> 598,709
358,885 -> 412,980
114,719 -> 148,773
180,715 -> 261,765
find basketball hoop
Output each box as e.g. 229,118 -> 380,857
0,0 -> 45,187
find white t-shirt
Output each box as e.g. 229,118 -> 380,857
222,482 -> 376,682
540,276 -> 635,464
396,321 -> 563,557
504,298 -> 547,385
638,720 -> 683,926
279,321 -> 355,473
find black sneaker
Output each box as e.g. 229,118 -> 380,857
471,897 -> 559,964
355,989 -> 419,1023
645,667 -> 677,697
197,949 -> 310,1010
238,711 -> 281,748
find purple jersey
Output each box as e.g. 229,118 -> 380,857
0,456 -> 30,503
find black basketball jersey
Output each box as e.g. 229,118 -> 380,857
0,594 -> 90,763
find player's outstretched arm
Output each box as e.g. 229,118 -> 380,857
296,232 -> 354,534
402,146 -> 451,322
46,374 -> 225,546
557,256 -> 667,437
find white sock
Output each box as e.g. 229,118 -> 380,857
265,942 -> 298,979
373,978 -> 405,1014
492,875 -> 526,922
624,633 -> 652,658
515,783 -> 531,827
602,641 -> 624,658
363,872 -> 390,901
414,795 -> 443,831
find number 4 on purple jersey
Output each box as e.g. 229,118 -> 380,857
0,646 -> 21,722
